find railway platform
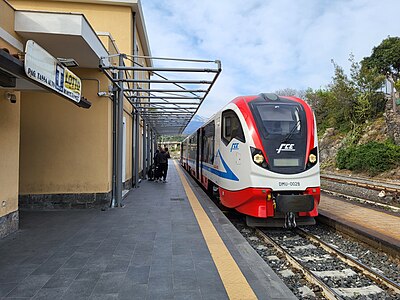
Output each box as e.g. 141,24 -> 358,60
0,160 -> 295,300
318,193 -> 400,257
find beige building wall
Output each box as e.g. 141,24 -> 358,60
9,0 -> 151,200
0,90 -> 20,235
0,92 -> 20,212
19,70 -> 112,195
0,0 -> 20,237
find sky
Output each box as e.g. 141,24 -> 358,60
140,0 -> 400,118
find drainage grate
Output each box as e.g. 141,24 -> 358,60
170,197 -> 185,201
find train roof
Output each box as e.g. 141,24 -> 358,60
231,93 -> 309,106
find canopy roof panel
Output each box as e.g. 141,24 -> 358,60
15,10 -> 109,68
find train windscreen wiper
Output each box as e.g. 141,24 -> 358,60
281,119 -> 301,143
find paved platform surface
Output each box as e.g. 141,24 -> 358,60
319,193 -> 400,254
0,161 -> 295,299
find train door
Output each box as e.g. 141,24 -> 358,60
200,127 -> 204,181
180,143 -> 183,164
196,129 -> 200,179
214,116 -> 221,185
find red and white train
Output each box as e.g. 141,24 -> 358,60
181,93 -> 320,227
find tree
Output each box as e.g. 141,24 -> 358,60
350,55 -> 386,123
362,37 -> 400,81
305,88 -> 336,132
329,59 -> 356,129
306,55 -> 385,134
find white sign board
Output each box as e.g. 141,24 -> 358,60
24,40 -> 81,103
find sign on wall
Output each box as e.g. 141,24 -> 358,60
24,40 -> 81,103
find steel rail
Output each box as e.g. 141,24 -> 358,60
256,229 -> 343,300
321,174 -> 400,194
321,173 -> 400,211
295,228 -> 400,294
322,189 -> 400,212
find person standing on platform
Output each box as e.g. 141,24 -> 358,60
158,147 -> 170,183
153,149 -> 160,182
164,147 -> 171,182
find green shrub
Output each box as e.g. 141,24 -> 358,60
336,140 -> 400,175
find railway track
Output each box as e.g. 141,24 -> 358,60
256,227 -> 400,299
321,173 -> 400,212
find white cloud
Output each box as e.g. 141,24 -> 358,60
141,0 -> 400,118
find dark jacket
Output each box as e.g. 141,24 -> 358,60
157,150 -> 170,164
153,150 -> 159,165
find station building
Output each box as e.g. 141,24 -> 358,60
0,0 -> 153,238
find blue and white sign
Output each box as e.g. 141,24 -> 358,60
24,40 -> 81,103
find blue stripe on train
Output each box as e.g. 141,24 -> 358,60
202,150 -> 239,181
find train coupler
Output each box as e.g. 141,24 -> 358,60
284,212 -> 296,228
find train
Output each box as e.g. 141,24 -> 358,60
180,93 -> 320,228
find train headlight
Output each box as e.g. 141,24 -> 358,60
306,147 -> 318,169
253,153 -> 264,164
250,146 -> 269,169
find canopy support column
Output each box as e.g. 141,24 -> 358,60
142,119 -> 147,178
146,124 -> 151,173
134,110 -> 140,187
115,54 -> 124,207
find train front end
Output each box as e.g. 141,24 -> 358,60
231,93 -> 320,228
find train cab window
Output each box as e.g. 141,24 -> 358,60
222,110 -> 245,145
257,104 -> 301,135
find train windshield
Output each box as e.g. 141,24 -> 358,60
255,104 -> 302,136
250,100 -> 308,174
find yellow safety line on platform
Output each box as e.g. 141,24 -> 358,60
173,160 -> 257,300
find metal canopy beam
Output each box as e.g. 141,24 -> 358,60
124,79 -> 212,84
135,108 -> 198,111
131,96 -> 201,99
126,89 -> 207,93
100,54 -> 221,136
131,102 -> 200,105
103,66 -> 219,73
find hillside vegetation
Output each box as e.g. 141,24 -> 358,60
299,37 -> 400,178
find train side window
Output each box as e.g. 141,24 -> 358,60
202,121 -> 215,164
222,110 -> 245,145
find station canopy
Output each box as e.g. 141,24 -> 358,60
100,54 -> 221,135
